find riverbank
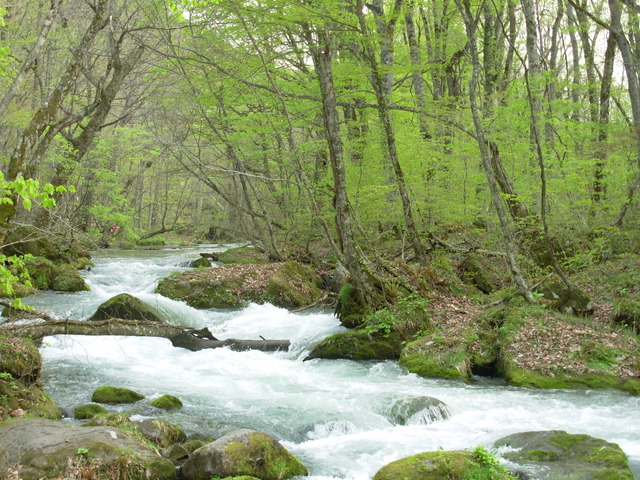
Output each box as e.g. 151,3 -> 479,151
1,245 -> 639,479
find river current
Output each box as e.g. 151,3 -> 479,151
21,245 -> 640,479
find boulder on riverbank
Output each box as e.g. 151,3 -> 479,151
0,418 -> 175,480
156,261 -> 324,309
82,413 -> 186,448
87,293 -> 163,322
20,256 -> 89,293
494,430 -> 634,479
372,448 -> 514,480
181,429 -> 308,480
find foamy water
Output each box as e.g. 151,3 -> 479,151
22,246 -> 640,479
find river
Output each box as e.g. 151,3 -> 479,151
22,245 -> 640,479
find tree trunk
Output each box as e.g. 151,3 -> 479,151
356,0 -> 428,264
1,318 -> 290,352
404,1 -> 430,138
309,25 -> 380,306
0,0 -> 111,248
454,0 -> 536,303
608,0 -> 640,226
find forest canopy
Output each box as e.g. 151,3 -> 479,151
0,0 -> 638,303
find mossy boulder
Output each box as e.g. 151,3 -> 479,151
0,335 -> 42,382
20,256 -> 89,293
372,449 -> 514,480
305,330 -> 404,361
83,413 -> 185,449
494,430 -> 634,479
132,418 -> 187,448
399,337 -> 472,381
150,394 -> 183,411
156,261 -> 324,309
265,261 -> 323,308
88,293 -> 163,322
162,443 -> 190,465
51,263 -> 90,292
3,226 -> 61,261
0,418 -> 175,480
73,403 -> 108,419
218,246 -> 268,264
181,429 -> 308,480
91,386 -> 145,404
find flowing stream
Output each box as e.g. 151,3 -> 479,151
22,245 -> 640,479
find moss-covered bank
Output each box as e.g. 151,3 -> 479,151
156,261 -> 324,309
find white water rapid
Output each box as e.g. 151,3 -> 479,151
22,246 -> 640,479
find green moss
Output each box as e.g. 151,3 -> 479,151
191,257 -> 211,268
306,330 -> 404,360
74,403 -> 108,419
496,430 -> 633,480
336,283 -> 369,328
150,394 -> 183,411
91,386 -> 145,404
523,449 -> 560,461
0,377 -> 62,424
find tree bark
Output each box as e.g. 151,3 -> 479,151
0,0 -> 111,248
608,0 -> 640,226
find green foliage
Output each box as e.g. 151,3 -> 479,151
76,447 -> 90,456
464,446 -> 516,480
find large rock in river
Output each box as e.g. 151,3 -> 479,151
0,418 -> 175,480
372,449 -> 514,480
156,261 -> 324,308
494,430 -> 634,479
87,293 -> 163,322
181,428 -> 308,480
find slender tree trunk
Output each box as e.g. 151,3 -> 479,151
454,0 -> 535,303
356,0 -> 428,264
608,0 -> 640,226
404,1 -> 430,138
592,32 -> 617,205
310,25 -> 379,305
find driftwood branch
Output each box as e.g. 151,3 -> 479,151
0,318 -> 290,352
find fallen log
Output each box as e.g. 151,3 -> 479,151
1,318 -> 291,352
